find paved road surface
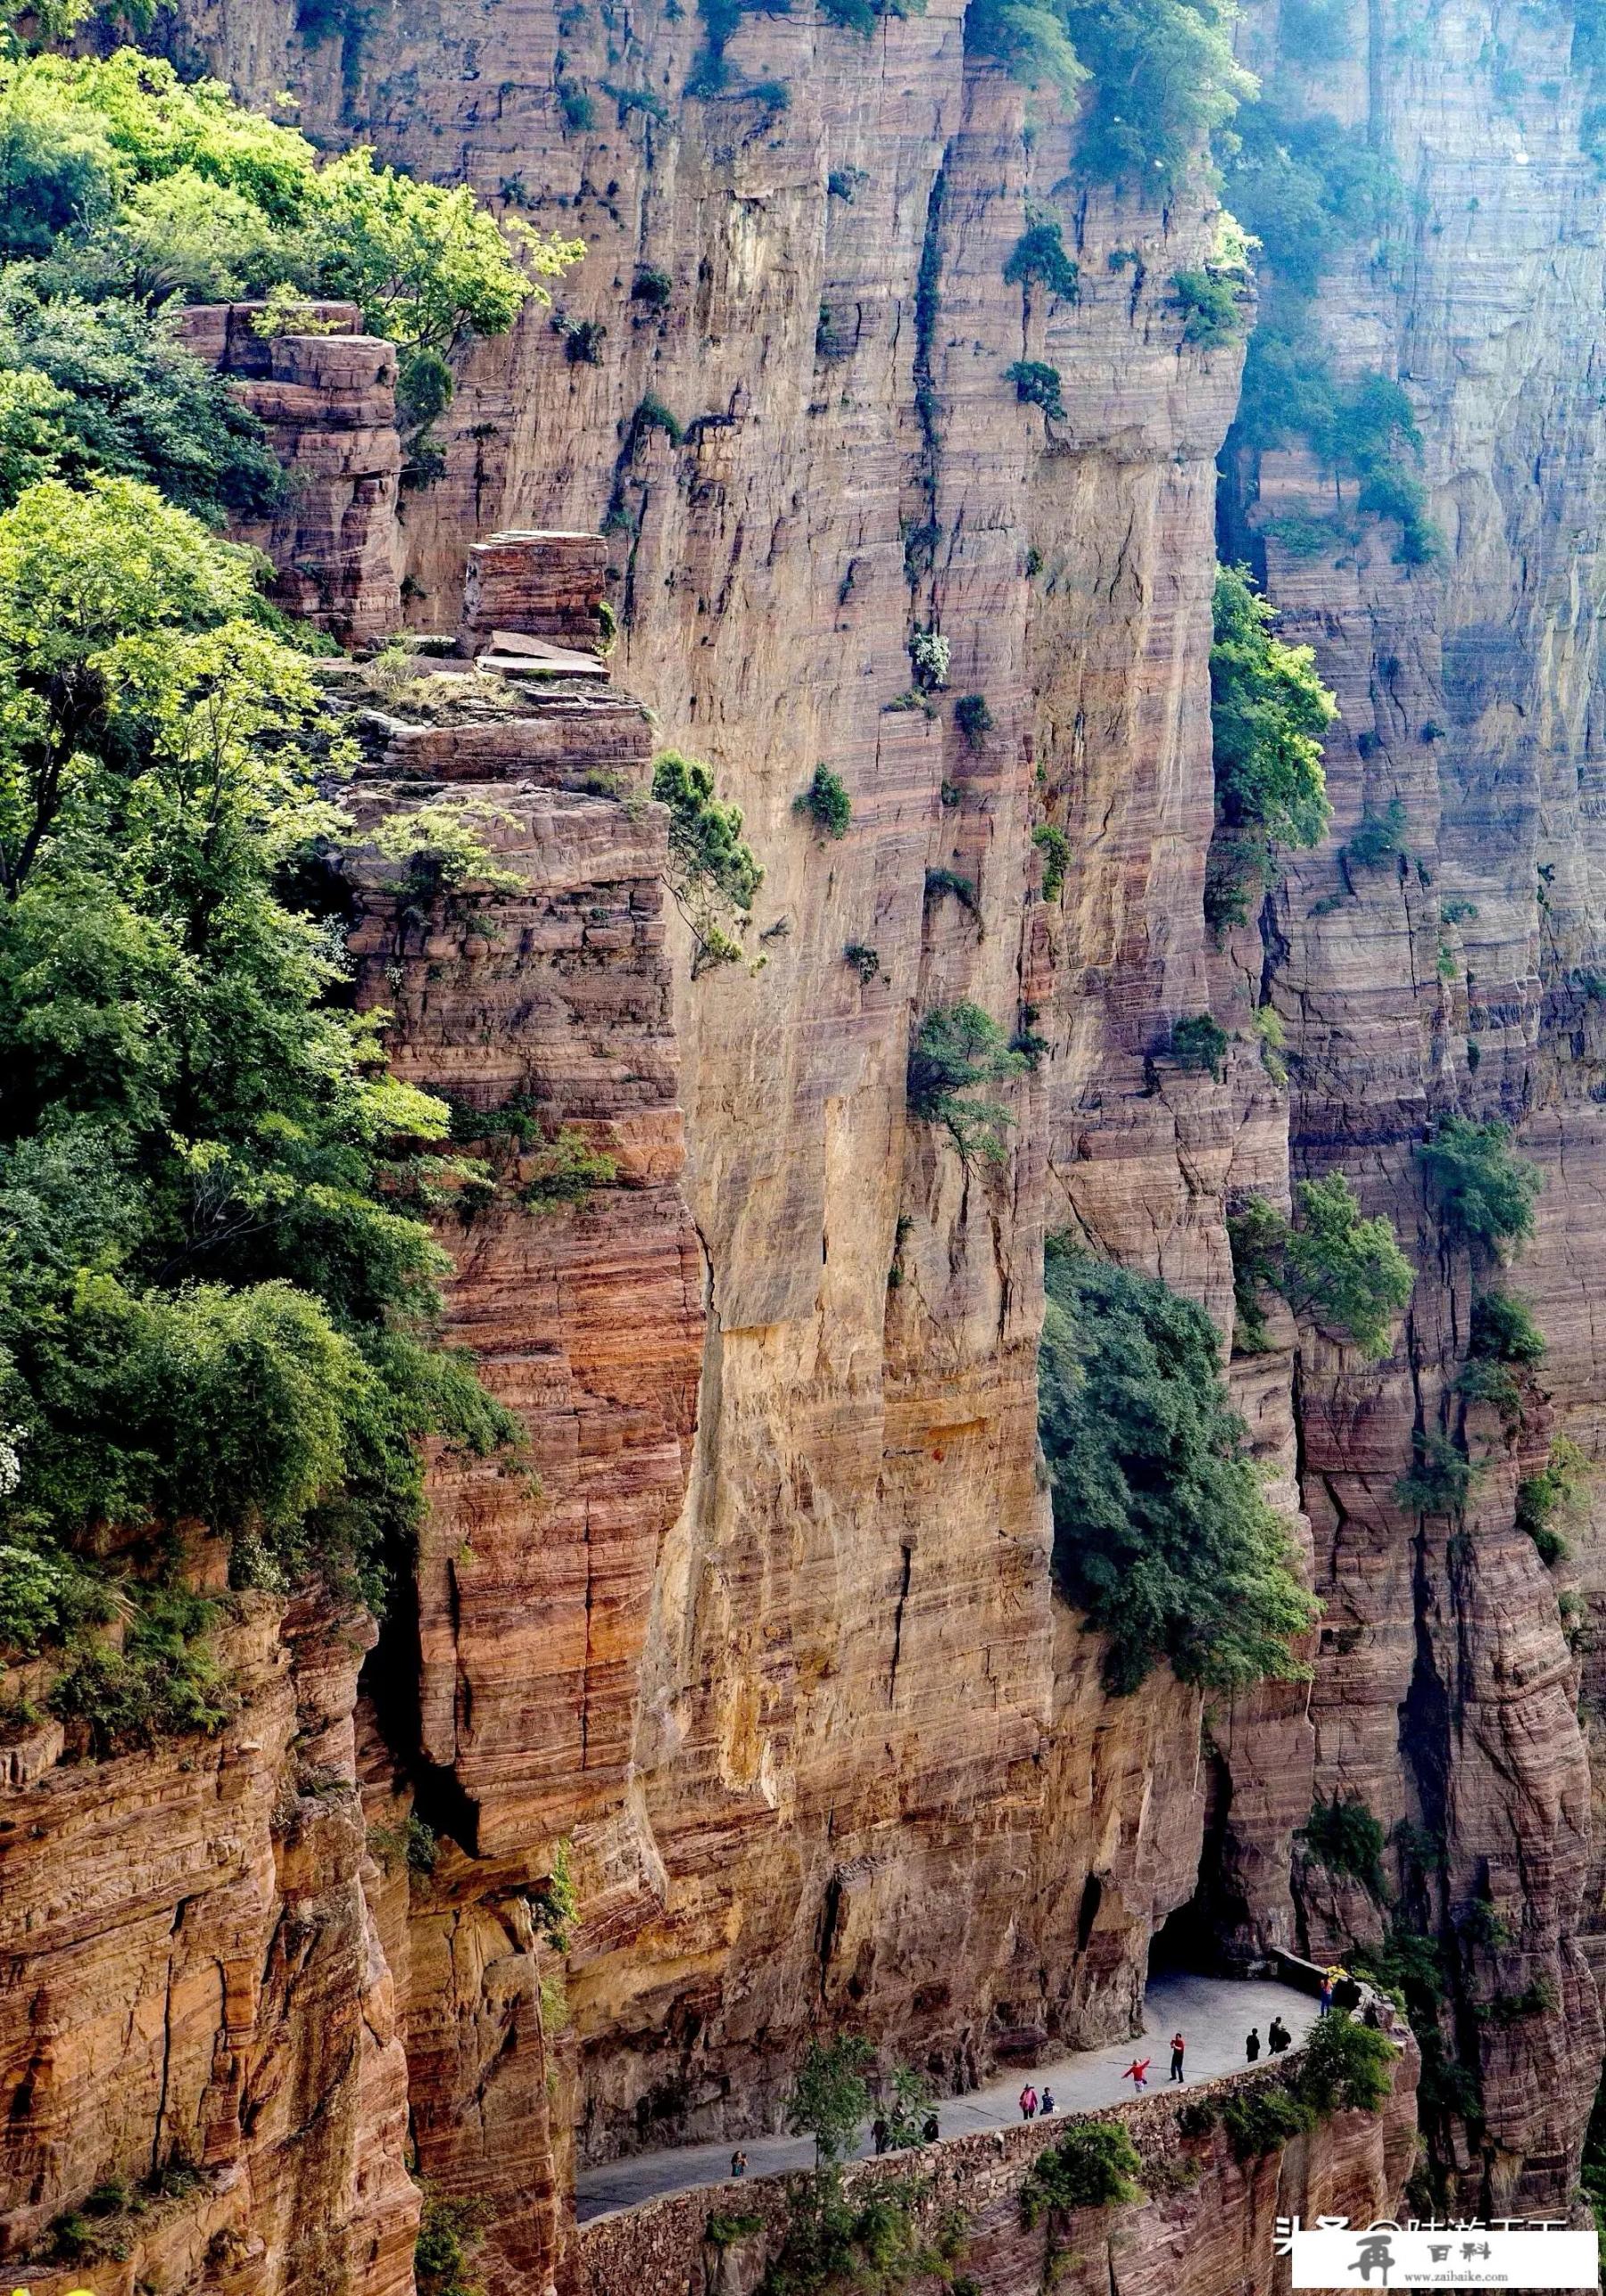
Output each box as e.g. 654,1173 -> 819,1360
576,1970 -> 1317,2224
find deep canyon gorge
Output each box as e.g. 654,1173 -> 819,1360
2,0 -> 1605,2287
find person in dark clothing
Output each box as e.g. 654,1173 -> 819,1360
1245,2028 -> 1262,2063
1038,2089 -> 1055,2118
1268,2016 -> 1291,2055
872,2118 -> 889,2154
923,2111 -> 940,2143
1169,2032 -> 1186,2083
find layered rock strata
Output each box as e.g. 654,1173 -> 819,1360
174,300 -> 403,644
1220,0 -> 1606,2213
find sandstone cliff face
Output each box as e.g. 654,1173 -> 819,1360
1221,0 -> 1606,2212
0,1590 -> 418,2296
168,0 -> 1278,2185
19,0 -> 1606,2278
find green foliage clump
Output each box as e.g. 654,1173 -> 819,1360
1171,266 -> 1243,346
1345,797 -> 1408,870
1516,1436 -> 1591,1566
0,476 -> 521,1697
707,2210 -> 764,2246
906,1002 -> 1027,1163
415,2193 -> 490,2296
1454,1357 -> 1522,1420
0,50 -> 578,345
47,1587 -> 236,1754
1394,1431 -> 1479,1516
535,1836 -> 579,1949
1033,822 -> 1070,899
1166,1012 -> 1229,1079
1221,2080 -> 1314,2160
368,1812 -> 440,1873
1475,1975 -> 1560,2027
817,0 -> 927,31
1301,1793 -> 1387,1894
1228,1175 -> 1411,1360
1039,1243 -> 1316,1694
518,1127 -> 618,1211
1005,359 -> 1064,415
0,290 -> 284,521
786,2035 -> 874,2169
794,761 -> 852,838
651,747 -> 763,972
1019,2121 -> 1141,2226
909,626 -> 950,690
955,692 -> 995,747
1209,565 -> 1336,890
1002,220 -> 1080,299
844,941 -> 881,983
1416,1116 -> 1543,1256
760,2173 -> 927,2296
971,0 -> 1252,183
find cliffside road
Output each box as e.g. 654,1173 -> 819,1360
575,1973 -> 1317,2222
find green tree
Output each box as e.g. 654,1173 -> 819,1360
1416,1115 -> 1543,1256
1,288 -> 284,521
1020,2122 -> 1142,2225
0,476 -> 518,1667
1039,1243 -> 1317,1693
1209,565 -> 1336,898
651,746 -> 762,971
786,2036 -> 874,2169
906,1002 -> 1029,1163
1296,2010 -> 1397,2114
1229,1175 -> 1412,1360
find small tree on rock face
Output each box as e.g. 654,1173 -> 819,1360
1020,2121 -> 1141,2226
650,747 -> 763,974
1229,1174 -> 1412,1361
1416,1116 -> 1542,1257
906,1002 -> 1029,1164
786,2035 -> 874,2169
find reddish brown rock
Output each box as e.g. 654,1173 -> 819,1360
174,301 -> 403,644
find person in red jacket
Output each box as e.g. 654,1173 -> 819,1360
1121,2057 -> 1151,2091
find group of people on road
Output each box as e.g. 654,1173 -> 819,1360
1243,2016 -> 1293,2063
733,1994 -> 1315,2191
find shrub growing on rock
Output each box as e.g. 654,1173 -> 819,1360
1039,1244 -> 1316,1693
1301,1794 -> 1387,1895
906,1002 -> 1027,1162
1416,1115 -> 1543,1256
1228,1175 -> 1411,1360
1020,2120 -> 1142,2225
793,762 -> 852,838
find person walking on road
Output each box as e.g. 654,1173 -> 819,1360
1121,2058 -> 1151,2092
1169,2032 -> 1186,2083
1319,1975 -> 1333,2017
1019,2084 -> 1038,2121
731,2150 -> 748,2178
1268,2016 -> 1291,2055
1039,2088 -> 1055,2118
1245,2028 -> 1261,2063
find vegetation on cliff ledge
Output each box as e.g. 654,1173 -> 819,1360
1039,1243 -> 1317,1694
0,37 -> 554,1747
1229,1173 -> 1412,1360
1206,562 -> 1337,931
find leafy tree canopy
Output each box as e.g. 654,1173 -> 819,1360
1211,562 -> 1336,851
0,476 -> 518,1669
1039,1243 -> 1317,1693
